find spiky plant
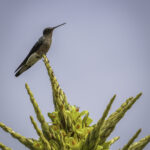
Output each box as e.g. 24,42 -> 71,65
0,55 -> 149,150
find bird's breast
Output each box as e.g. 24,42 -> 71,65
37,39 -> 52,56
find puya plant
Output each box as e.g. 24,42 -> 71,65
0,55 -> 150,150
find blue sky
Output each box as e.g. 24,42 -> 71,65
0,0 -> 150,149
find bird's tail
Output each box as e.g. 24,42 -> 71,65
15,65 -> 31,77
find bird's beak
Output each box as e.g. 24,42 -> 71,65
52,23 -> 66,30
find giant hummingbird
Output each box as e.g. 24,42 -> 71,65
15,23 -> 66,77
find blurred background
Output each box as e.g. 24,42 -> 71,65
0,0 -> 150,149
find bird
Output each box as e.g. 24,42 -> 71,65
15,23 -> 66,77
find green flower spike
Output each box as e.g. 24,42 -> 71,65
81,95 -> 116,150
30,116 -> 51,150
0,142 -> 11,150
99,93 -> 142,145
0,122 -> 35,149
128,135 -> 150,150
25,83 -> 52,140
121,128 -> 141,150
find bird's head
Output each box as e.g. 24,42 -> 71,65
43,23 -> 66,36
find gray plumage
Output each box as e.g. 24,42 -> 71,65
15,23 -> 66,77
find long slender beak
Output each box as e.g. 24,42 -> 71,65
52,23 -> 66,30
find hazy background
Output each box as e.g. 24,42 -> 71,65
0,0 -> 150,149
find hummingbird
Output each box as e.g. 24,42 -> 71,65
15,23 -> 66,77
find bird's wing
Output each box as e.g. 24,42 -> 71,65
15,37 -> 44,72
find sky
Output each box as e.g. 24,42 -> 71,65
0,0 -> 150,149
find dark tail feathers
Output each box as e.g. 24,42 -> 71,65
15,65 -> 31,77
